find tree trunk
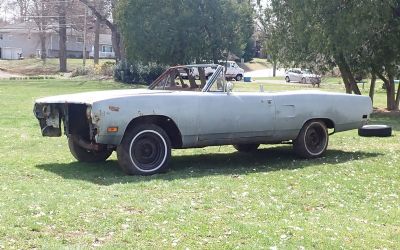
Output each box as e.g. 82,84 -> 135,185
341,59 -> 361,95
369,73 -> 376,104
375,70 -> 397,110
198,67 -> 207,88
184,68 -> 197,88
387,74 -> 396,110
395,78 -> 400,110
272,59 -> 277,77
111,26 -> 122,62
337,62 -> 352,94
335,53 -> 361,95
94,17 -> 100,65
58,7 -> 67,72
386,82 -> 396,110
39,32 -> 47,61
79,0 -> 123,62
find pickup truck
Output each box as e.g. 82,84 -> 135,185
188,61 -> 244,81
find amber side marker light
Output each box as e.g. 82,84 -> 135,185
107,127 -> 118,133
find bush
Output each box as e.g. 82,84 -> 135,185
100,61 -> 116,76
71,66 -> 93,77
114,61 -> 166,84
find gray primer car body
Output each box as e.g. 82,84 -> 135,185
34,64 -> 372,174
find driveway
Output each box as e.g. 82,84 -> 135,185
244,68 -> 286,78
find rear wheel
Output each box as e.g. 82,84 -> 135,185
285,76 -> 290,82
235,74 -> 243,81
117,124 -> 171,175
233,143 -> 260,152
68,138 -> 112,162
293,120 -> 328,158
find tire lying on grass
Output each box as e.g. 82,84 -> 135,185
358,125 -> 392,137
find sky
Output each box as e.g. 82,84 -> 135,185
0,0 -> 270,23
0,0 -> 17,22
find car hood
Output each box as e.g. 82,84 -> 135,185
35,89 -> 171,105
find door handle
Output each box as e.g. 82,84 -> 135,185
261,99 -> 273,104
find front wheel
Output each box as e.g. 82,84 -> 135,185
117,124 -> 171,175
68,138 -> 112,162
285,76 -> 290,82
293,120 -> 328,158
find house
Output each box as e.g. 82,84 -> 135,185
89,34 -> 114,59
0,22 -> 113,60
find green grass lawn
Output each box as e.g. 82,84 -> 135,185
239,58 -> 272,72
0,79 -> 399,249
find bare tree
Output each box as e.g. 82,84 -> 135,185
15,0 -> 30,21
30,0 -> 52,60
94,17 -> 100,64
57,0 -> 67,72
79,0 -> 123,62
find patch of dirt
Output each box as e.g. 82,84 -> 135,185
0,69 -> 22,78
373,108 -> 400,117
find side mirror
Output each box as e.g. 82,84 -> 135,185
226,81 -> 234,95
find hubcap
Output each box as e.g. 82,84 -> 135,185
134,138 -> 159,164
305,125 -> 326,154
129,130 -> 167,171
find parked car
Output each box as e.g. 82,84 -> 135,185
222,61 -> 245,81
34,64 -> 372,175
285,69 -> 321,86
188,61 -> 244,81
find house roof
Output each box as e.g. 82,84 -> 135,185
0,21 -> 79,35
0,22 -> 39,34
1,22 -> 113,45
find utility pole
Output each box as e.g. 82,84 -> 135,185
83,6 -> 87,67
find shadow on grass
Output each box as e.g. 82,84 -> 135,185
35,146 -> 382,186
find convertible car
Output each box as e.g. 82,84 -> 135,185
34,65 -> 372,175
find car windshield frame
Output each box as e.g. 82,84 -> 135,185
148,64 -> 225,92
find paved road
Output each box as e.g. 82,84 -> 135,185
0,70 -> 20,79
244,68 -> 286,78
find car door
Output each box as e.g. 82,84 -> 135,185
288,70 -> 297,81
291,70 -> 299,82
197,91 -> 276,145
224,62 -> 234,77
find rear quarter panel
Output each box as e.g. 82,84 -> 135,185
273,91 -> 372,140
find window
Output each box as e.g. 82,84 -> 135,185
0,34 -> 3,40
76,36 -> 84,43
101,45 -> 113,53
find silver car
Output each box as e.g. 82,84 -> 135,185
34,64 -> 372,175
285,69 -> 321,86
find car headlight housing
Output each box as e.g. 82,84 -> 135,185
86,105 -> 92,120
